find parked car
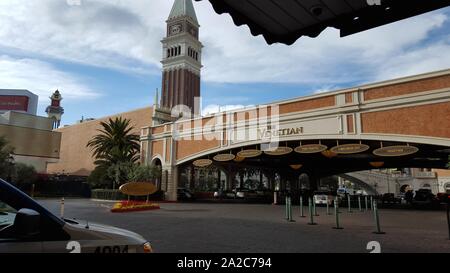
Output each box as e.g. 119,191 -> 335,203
381,193 -> 401,204
177,188 -> 195,201
234,188 -> 257,199
313,191 -> 335,206
0,179 -> 152,253
412,189 -> 440,208
213,189 -> 236,199
437,192 -> 450,204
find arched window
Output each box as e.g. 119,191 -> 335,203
167,49 -> 170,58
170,48 -> 174,57
178,46 -> 181,55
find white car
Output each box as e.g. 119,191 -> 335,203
313,192 -> 335,205
0,179 -> 153,253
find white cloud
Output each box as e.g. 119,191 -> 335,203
0,0 -> 448,86
0,55 -> 101,103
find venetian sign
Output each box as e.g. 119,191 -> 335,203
373,145 -> 419,157
294,144 -> 328,154
193,159 -> 213,167
213,153 -> 236,162
237,149 -> 262,158
330,143 -> 370,154
119,182 -> 157,196
263,146 -> 293,156
258,127 -> 304,139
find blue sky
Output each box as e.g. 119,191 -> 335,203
0,0 -> 449,126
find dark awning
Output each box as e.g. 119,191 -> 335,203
195,0 -> 450,45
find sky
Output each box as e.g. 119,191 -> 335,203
0,0 -> 449,126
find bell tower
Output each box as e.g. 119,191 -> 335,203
154,0 -> 202,125
45,90 -> 64,129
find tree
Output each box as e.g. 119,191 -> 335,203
87,165 -> 110,189
126,164 -> 162,183
87,117 -> 140,188
0,136 -> 14,180
12,163 -> 37,185
87,117 -> 140,166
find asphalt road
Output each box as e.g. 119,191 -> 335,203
37,199 -> 450,253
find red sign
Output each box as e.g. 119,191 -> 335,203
0,96 -> 29,111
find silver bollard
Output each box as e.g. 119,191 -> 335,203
333,197 -> 343,229
372,200 -> 385,234
308,197 -> 317,225
358,195 -> 362,212
313,198 -> 319,216
347,194 -> 352,213
370,196 -> 374,210
326,196 -> 330,215
285,196 -> 288,220
365,196 -> 368,211
300,196 -> 305,217
60,197 -> 65,218
287,197 -> 295,222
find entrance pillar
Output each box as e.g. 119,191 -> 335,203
163,166 -> 179,201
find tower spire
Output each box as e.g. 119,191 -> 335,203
168,0 -> 198,25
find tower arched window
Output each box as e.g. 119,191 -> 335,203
170,48 -> 174,57
178,46 -> 181,56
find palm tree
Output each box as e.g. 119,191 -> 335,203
87,117 -> 140,188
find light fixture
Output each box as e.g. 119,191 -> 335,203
213,153 -> 235,162
290,164 -> 303,170
330,142 -> 369,154
264,146 -> 293,156
237,149 -> 262,158
234,156 -> 245,163
193,159 -> 213,167
369,162 -> 384,168
373,145 -> 419,157
321,150 -> 337,158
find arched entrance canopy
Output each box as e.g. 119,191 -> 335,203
141,70 -> 450,201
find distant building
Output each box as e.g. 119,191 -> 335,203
47,107 -> 153,176
0,89 -> 38,115
0,89 -> 63,173
0,111 -> 61,174
434,169 -> 450,193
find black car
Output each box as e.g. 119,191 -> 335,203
177,188 -> 195,201
412,189 -> 440,208
381,193 -> 401,204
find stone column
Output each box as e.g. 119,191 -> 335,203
164,166 -> 179,201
